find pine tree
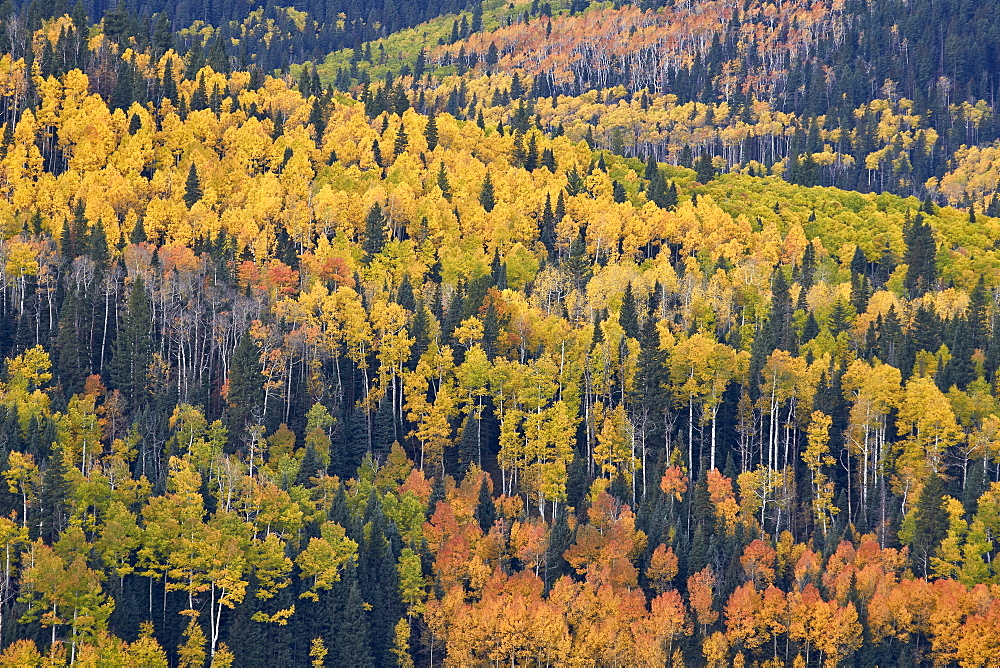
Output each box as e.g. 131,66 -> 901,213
87,218 -> 109,269
799,242 -> 817,290
540,192 -> 556,256
109,277 -> 152,403
771,269 -> 794,350
332,573 -> 373,667
130,216 -> 147,244
524,132 -> 538,171
967,276 -> 990,349
541,147 -> 556,171
358,496 -> 400,667
909,473 -> 948,578
363,203 -> 386,260
904,214 -> 937,296
38,447 -> 70,543
393,123 -> 408,159
424,112 -> 438,151
694,152 -> 716,183
457,413 -> 480,477
479,172 -> 496,212
679,144 -> 693,168
555,190 -> 566,222
184,161 -> 202,207
55,289 -> 86,396
226,332 -> 265,450
620,283 -> 640,339
612,180 -> 627,203
436,161 -> 451,200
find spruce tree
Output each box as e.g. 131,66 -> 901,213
55,289 -> 86,396
424,112 -> 438,151
540,192 -> 556,256
130,216 -> 147,244
109,277 -> 152,403
612,180 -> 627,203
620,283 -> 640,339
524,132 -> 538,171
358,496 -> 402,667
392,123 -> 408,159
436,161 -> 451,200
903,214 -> 937,296
694,152 -> 715,183
184,161 -> 202,207
362,203 -> 386,260
479,171 -> 496,212
226,332 -> 265,450
909,473 -> 948,578
38,447 -> 70,543
474,479 -> 495,533
967,276 -> 990,348
457,413 -> 480,477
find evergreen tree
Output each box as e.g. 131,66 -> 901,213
903,214 -> 937,296
436,161 -> 451,200
771,269 -> 794,350
358,495 -> 402,667
184,161 -> 202,207
909,473 -> 948,578
679,144 -> 693,168
130,216 -> 147,244
540,192 -> 556,256
457,413 -> 480,477
474,479 -> 495,533
226,332 -> 265,450
799,242 -> 817,290
620,283 -> 640,339
424,112 -> 438,151
967,276 -> 990,349
363,203 -> 387,260
38,447 -> 71,543
524,132 -> 539,171
479,171 -> 496,212
694,152 -> 715,182
392,123 -> 408,159
55,288 -> 86,396
612,180 -> 627,203
109,277 -> 153,403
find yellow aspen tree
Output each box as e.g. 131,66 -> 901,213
803,411 -> 838,536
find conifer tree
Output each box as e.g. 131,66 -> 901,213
436,161 -> 451,200
184,162 -> 202,207
909,473 -> 948,578
424,112 -> 438,151
620,283 -> 640,340
393,123 -> 408,159
226,332 -> 265,450
479,172 -> 495,212
130,216 -> 147,244
540,192 -> 556,256
38,447 -> 70,544
694,152 -> 716,183
363,203 -> 386,260
109,277 -> 152,403
55,289 -> 86,396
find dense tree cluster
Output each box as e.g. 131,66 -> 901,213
0,1 -> 999,666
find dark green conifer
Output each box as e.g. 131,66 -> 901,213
109,277 -> 152,403
479,171 -> 496,212
184,162 -> 202,207
225,332 -> 265,450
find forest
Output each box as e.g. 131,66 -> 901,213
0,0 -> 998,666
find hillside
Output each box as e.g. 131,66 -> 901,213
0,1 -> 998,666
